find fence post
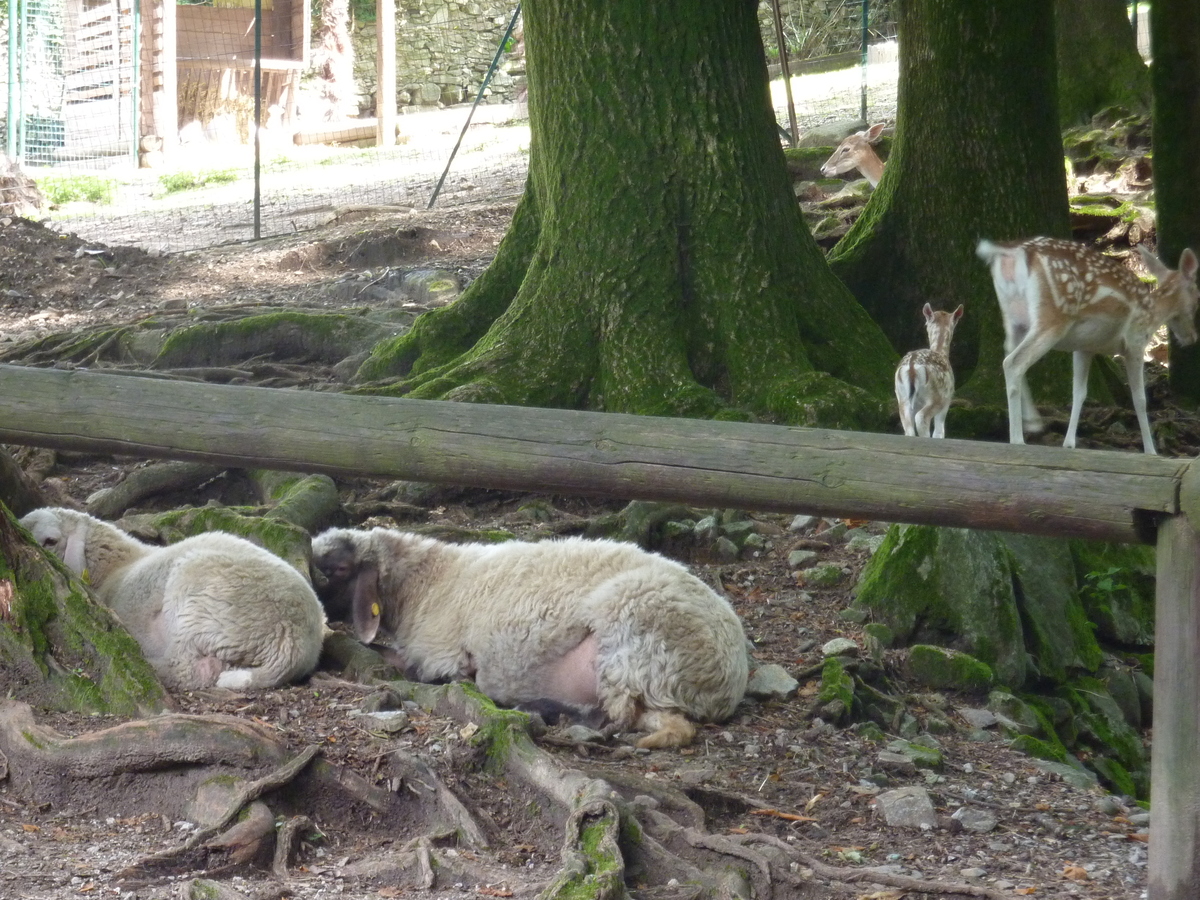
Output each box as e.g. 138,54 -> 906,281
1150,462 -> 1200,899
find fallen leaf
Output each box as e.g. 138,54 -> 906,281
477,889 -> 513,898
1128,832 -> 1149,843
727,827 -> 748,834
804,792 -> 825,813
21,823 -> 39,833
1015,889 -> 1037,896
377,888 -> 404,898
1063,864 -> 1089,882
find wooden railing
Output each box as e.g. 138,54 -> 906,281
0,363 -> 1196,900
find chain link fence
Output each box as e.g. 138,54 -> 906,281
2,0 -> 897,252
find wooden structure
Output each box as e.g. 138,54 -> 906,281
0,362 -> 1197,899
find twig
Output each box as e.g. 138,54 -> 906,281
799,853 -> 1010,900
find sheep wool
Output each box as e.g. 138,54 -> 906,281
20,507 -> 326,692
312,527 -> 750,749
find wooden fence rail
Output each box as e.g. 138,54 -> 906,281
0,363 -> 1197,900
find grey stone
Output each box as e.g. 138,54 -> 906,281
788,549 -> 818,568
951,806 -> 998,833
956,707 -> 997,730
746,664 -> 799,700
876,786 -> 937,829
821,637 -> 860,658
788,514 -> 816,532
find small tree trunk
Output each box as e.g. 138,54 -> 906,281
1150,0 -> 1200,405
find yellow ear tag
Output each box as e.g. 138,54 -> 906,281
371,603 -> 380,617
81,569 -> 91,585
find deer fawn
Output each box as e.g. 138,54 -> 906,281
976,237 -> 1200,455
820,123 -> 886,187
895,303 -> 964,438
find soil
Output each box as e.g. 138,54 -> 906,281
0,205 -> 1166,900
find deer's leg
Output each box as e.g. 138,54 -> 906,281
1122,351 -> 1157,454
895,369 -> 917,436
1063,350 -> 1093,449
1002,326 -> 1065,445
931,404 -> 949,439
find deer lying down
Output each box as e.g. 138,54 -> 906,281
820,122 -> 887,187
19,508 -> 326,691
977,237 -> 1200,454
895,303 -> 964,439
310,528 -> 750,749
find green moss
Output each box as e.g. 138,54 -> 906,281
1091,758 -> 1138,798
1069,541 -> 1156,647
906,645 -> 994,692
817,657 -> 856,721
1009,734 -> 1069,764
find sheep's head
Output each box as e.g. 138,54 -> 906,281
311,529 -> 382,644
19,507 -> 90,577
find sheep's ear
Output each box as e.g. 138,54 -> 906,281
63,526 -> 88,578
351,563 -> 382,644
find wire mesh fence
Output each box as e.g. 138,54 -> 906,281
2,0 -> 898,252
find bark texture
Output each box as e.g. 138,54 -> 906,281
357,0 -> 898,430
1150,0 -> 1200,404
827,0 -> 1071,404
1055,0 -> 1150,126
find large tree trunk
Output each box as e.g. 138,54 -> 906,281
1150,0 -> 1200,405
355,0 -> 898,431
827,0 -> 1071,405
1056,0 -> 1150,126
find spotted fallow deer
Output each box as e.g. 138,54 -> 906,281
895,303 -> 964,439
819,123 -> 887,187
976,237 -> 1200,455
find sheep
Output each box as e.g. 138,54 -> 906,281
311,528 -> 750,749
19,508 -> 326,692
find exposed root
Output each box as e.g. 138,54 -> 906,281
272,814 -> 320,879
798,853 -> 1011,899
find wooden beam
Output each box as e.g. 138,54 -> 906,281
1150,463 -> 1200,900
376,0 -> 396,147
0,364 -> 1186,544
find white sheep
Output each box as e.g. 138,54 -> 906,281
311,528 -> 750,749
19,508 -> 326,692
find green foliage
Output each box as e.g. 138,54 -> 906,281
37,175 -> 116,205
158,169 -> 239,195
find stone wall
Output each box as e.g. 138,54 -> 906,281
350,1 -> 525,114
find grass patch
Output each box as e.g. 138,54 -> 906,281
158,169 -> 240,195
38,175 -> 117,205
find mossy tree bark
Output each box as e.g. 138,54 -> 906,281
356,0 -> 898,430
1055,0 -> 1150,127
0,502 -> 167,714
1150,0 -> 1200,405
827,0 -> 1071,404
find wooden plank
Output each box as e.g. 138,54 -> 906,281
376,0 -> 396,148
1151,508 -> 1200,900
0,365 -> 1186,544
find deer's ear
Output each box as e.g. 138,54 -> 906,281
865,122 -> 886,142
952,305 -> 964,321
922,302 -> 934,319
1179,247 -> 1198,283
1137,244 -> 1170,281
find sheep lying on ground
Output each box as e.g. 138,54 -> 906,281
20,508 -> 326,692
311,527 -> 750,749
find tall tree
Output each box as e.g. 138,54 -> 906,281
355,0 -> 897,430
1151,0 -> 1200,404
826,0 -> 1071,404
1056,0 -> 1150,126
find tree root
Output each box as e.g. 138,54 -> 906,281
272,814 -> 320,879
798,853 -> 1011,899
86,461 -> 226,518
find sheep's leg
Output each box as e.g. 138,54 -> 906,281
634,710 -> 697,749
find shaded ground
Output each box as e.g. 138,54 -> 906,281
0,204 -> 1172,900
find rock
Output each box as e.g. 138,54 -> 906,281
563,724 -> 606,744
956,707 -> 998,730
875,785 -> 937,829
905,645 -> 994,692
876,750 -> 917,775
885,739 -> 943,770
1028,758 -> 1099,790
788,514 -> 816,532
745,664 -> 799,700
787,549 -> 818,568
951,806 -> 998,833
821,637 -> 859,658
803,563 -> 843,586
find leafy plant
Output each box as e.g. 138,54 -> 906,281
1080,566 -> 1131,602
158,169 -> 239,195
37,175 -> 117,205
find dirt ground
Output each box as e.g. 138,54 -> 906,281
0,206 -> 1164,900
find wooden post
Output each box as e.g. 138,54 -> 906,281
1150,464 -> 1200,899
376,0 -> 396,147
